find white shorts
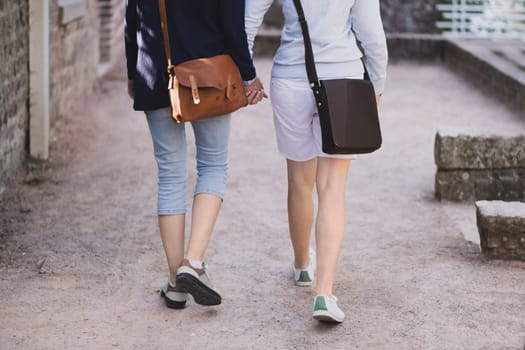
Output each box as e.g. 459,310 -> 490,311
270,77 -> 361,162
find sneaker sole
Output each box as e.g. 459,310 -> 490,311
176,273 -> 222,306
313,310 -> 344,323
294,280 -> 313,287
160,290 -> 186,310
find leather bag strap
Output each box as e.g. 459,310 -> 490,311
291,0 -> 370,84
158,0 -> 173,69
291,0 -> 319,86
158,0 -> 183,123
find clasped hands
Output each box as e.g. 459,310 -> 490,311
244,77 -> 267,105
128,77 -> 268,105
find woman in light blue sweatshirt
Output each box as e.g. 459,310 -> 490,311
246,0 -> 388,323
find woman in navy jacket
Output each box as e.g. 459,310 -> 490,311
125,0 -> 264,309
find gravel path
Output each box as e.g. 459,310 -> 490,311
1,59 -> 524,350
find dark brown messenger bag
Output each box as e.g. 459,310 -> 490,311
158,0 -> 248,123
292,0 -> 382,154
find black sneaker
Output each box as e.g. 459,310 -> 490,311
176,259 -> 222,306
160,283 -> 187,309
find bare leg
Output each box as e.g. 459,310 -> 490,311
158,214 -> 186,283
185,193 -> 222,261
287,158 -> 317,269
315,158 -> 350,296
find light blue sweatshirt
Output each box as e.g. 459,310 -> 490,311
245,0 -> 388,95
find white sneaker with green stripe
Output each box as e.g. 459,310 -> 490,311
312,295 -> 345,323
293,248 -> 315,287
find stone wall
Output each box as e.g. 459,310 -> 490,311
0,0 -> 101,191
262,0 -> 439,34
435,130 -> 525,201
445,40 -> 525,115
380,0 -> 439,34
386,34 -> 445,61
49,0 -> 100,123
98,0 -> 125,66
0,1 -> 30,190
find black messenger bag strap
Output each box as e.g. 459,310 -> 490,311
292,0 -> 370,84
292,0 -> 319,87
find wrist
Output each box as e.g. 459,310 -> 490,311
243,78 -> 257,87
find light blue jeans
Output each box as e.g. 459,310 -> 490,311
145,107 -> 231,215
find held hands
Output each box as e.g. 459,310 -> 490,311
129,78 -> 268,105
376,95 -> 381,106
244,77 -> 267,105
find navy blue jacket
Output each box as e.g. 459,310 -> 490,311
125,0 -> 257,111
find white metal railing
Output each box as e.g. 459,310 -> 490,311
436,0 -> 525,39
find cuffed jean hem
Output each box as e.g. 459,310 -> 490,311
194,189 -> 225,201
157,209 -> 187,216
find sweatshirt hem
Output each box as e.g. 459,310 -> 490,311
271,61 -> 365,80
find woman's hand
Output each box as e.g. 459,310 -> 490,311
244,77 -> 267,105
376,95 -> 381,106
128,80 -> 135,100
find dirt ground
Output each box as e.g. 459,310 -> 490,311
1,59 -> 524,350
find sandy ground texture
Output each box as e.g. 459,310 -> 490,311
1,59 -> 525,350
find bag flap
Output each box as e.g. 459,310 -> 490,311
174,55 -> 241,90
321,79 -> 381,151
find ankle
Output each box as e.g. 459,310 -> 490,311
315,286 -> 333,296
184,257 -> 204,269
294,260 -> 309,270
294,248 -> 315,270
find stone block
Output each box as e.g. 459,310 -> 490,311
476,200 -> 525,260
435,130 -> 525,170
386,34 -> 445,61
436,169 -> 525,201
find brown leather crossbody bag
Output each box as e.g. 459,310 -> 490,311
292,0 -> 382,154
158,0 -> 248,123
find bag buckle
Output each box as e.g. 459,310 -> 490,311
189,75 -> 200,105
226,74 -> 233,100
167,65 -> 176,89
